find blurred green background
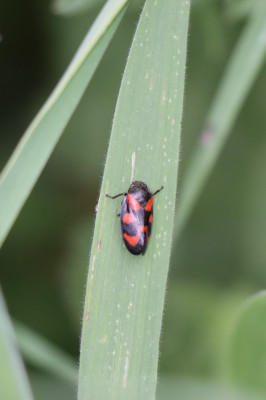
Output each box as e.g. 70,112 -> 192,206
1,0 -> 266,398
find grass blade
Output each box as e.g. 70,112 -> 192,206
52,0 -> 102,15
175,2 -> 266,238
78,0 -> 190,399
15,321 -> 77,384
229,291 -> 266,394
0,0 -> 129,247
157,376 -> 265,400
0,290 -> 33,400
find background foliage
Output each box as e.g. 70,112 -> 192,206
1,0 -> 266,398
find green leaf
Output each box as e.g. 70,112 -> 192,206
0,289 -> 33,400
157,376 -> 265,400
229,291 -> 266,393
51,0 -> 103,15
30,373 -> 75,400
51,0 -> 143,15
175,1 -> 266,238
224,0 -> 255,21
0,0 -> 129,247
78,0 -> 190,399
15,321 -> 77,384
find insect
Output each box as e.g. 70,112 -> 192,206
106,181 -> 163,255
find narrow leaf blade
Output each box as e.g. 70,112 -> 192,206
0,290 -> 33,400
52,0 -> 103,15
0,0 -> 129,247
229,291 -> 266,394
175,3 -> 266,238
78,0 -> 190,399
15,322 -> 77,384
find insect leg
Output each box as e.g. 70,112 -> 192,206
153,186 -> 164,196
106,192 -> 127,199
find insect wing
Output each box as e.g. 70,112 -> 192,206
144,196 -> 153,239
120,195 -> 146,255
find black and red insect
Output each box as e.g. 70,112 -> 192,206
106,181 -> 163,255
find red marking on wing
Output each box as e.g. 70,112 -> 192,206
128,194 -> 141,211
145,197 -> 153,212
148,214 -> 153,224
123,226 -> 144,247
144,225 -> 149,243
122,213 -> 136,224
